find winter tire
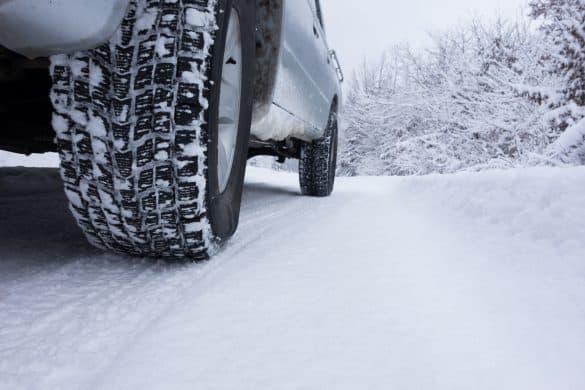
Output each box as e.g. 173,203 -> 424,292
50,0 -> 255,260
299,104 -> 339,197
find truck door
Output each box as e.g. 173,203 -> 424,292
310,0 -> 339,124
273,0 -> 334,133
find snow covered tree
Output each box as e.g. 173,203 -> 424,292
340,17 -> 557,176
529,0 -> 585,161
339,54 -> 402,175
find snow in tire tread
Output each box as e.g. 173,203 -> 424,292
50,0 -> 218,260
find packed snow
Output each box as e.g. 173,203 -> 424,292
1,153 -> 584,390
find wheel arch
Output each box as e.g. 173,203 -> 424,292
253,0 -> 284,119
0,0 -> 130,58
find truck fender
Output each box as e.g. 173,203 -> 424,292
0,0 -> 130,58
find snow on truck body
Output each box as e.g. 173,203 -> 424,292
0,0 -> 342,143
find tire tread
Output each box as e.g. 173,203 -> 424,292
50,0 -> 218,260
299,110 -> 338,197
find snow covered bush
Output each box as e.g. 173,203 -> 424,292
340,4 -> 585,176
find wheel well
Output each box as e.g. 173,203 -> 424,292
0,47 -> 54,154
253,0 -> 283,119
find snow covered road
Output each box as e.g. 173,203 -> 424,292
1,162 -> 584,390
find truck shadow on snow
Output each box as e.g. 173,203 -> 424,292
0,167 -> 299,276
0,168 -> 100,273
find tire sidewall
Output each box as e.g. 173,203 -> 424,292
206,0 -> 255,241
328,112 -> 338,194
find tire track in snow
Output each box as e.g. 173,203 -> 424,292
0,168 -> 308,390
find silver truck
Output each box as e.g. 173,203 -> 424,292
0,0 -> 343,259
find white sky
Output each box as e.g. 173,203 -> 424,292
321,0 -> 528,79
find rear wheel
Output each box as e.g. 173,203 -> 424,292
299,105 -> 339,197
50,0 -> 255,260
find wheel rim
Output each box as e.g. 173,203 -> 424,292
217,8 -> 242,193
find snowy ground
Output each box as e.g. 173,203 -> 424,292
1,153 -> 584,390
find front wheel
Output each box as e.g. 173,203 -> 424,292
50,0 -> 255,260
299,106 -> 339,197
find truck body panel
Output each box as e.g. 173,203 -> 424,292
0,0 -> 129,58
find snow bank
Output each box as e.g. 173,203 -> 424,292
400,166 -> 585,261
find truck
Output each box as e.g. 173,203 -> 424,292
0,0 -> 343,260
